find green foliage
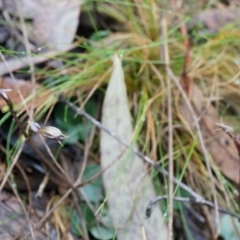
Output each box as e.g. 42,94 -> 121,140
70,204 -> 115,239
82,164 -> 104,203
1,105 -> 10,113
53,100 -> 97,144
69,209 -> 83,237
90,30 -> 110,41
220,215 -> 240,240
90,209 -> 115,240
70,164 -> 115,239
70,203 -> 95,236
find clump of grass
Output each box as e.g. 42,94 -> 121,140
1,0 -> 240,238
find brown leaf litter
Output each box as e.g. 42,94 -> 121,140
179,83 -> 239,184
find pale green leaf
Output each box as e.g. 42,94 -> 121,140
100,55 -> 168,240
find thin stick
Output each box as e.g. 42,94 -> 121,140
15,162 -> 32,207
36,172 -> 50,198
39,135 -> 70,181
166,67 -> 220,234
15,0 -> 36,120
76,123 -> 96,184
146,195 -> 240,220
0,141 -> 25,192
161,14 -> 173,240
12,186 -> 36,240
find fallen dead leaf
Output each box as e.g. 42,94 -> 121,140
178,83 -> 240,184
33,0 -> 82,51
192,8 -> 240,32
0,77 -> 56,112
1,0 -> 82,50
0,0 -> 38,18
100,55 -> 168,240
0,196 -> 53,240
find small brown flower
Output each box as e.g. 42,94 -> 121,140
38,126 -> 67,140
28,121 -> 67,145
